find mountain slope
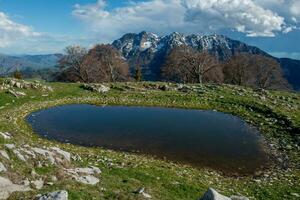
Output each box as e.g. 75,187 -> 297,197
0,54 -> 62,75
112,31 -> 300,90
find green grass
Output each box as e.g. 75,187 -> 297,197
0,78 -> 299,199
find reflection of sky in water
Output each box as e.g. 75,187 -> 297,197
27,104 -> 270,175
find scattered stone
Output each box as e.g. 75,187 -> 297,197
135,188 -> 152,199
0,163 -> 7,173
31,169 -> 38,178
12,149 -> 26,161
65,167 -> 101,175
37,190 -> 68,200
199,188 -> 231,200
7,90 -> 26,98
230,196 -> 249,200
32,178 -> 44,189
198,189 -> 250,200
75,175 -> 99,185
291,193 -> 300,198
0,176 -> 30,199
82,84 -> 110,93
65,167 -> 101,185
50,147 -> 71,162
0,132 -> 11,140
4,144 -> 15,150
51,176 -> 58,182
0,151 -> 10,160
32,148 -> 55,164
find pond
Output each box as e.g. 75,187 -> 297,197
26,104 -> 270,175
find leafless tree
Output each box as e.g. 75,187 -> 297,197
81,44 -> 129,82
58,45 -> 88,82
162,46 -> 222,84
223,53 -> 250,86
223,53 -> 290,90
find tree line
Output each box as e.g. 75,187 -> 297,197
55,44 -> 290,90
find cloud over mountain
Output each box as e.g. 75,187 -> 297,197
73,0 -> 299,40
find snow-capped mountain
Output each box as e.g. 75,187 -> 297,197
112,31 -> 300,90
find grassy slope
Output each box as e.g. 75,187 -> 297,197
0,79 -> 299,199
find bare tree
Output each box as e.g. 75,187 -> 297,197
223,53 -> 250,86
81,44 -> 129,82
223,53 -> 290,90
162,46 -> 222,84
58,46 -> 88,82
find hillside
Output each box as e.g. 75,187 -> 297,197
0,54 -> 62,75
0,78 -> 299,199
112,32 -> 300,90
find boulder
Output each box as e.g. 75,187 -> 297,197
32,178 -> 44,189
0,132 -> 11,140
199,188 -> 231,200
0,176 -> 30,199
37,190 -> 68,200
75,175 -> 99,185
0,163 -> 6,173
50,147 -> 71,162
0,151 -> 10,160
199,189 -> 249,200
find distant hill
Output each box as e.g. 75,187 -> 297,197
0,54 -> 62,75
112,31 -> 300,90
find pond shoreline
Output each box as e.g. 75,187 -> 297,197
1,80 -> 299,199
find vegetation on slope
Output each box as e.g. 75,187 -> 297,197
0,78 -> 299,199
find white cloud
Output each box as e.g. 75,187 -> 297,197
290,1 -> 300,16
73,0 -> 187,42
270,51 -> 300,60
73,0 -> 298,40
0,12 -> 40,47
182,0 -> 286,37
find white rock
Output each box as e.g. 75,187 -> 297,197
66,167 -> 101,175
50,147 -> 71,162
32,178 -> 44,189
0,151 -> 10,160
4,144 -> 15,150
0,176 -> 30,199
135,188 -> 152,199
75,175 -> 99,185
32,148 -> 55,164
21,148 -> 36,158
230,196 -> 249,200
98,85 -> 110,93
37,190 -> 68,200
199,188 -> 231,200
0,163 -> 6,173
12,150 -> 26,161
0,132 -> 11,140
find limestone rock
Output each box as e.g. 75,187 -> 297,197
0,132 -> 11,140
12,149 -> 26,161
0,176 -> 30,199
75,175 -> 99,185
0,151 -> 10,160
0,163 -> 6,173
199,188 -> 231,200
65,166 -> 101,185
199,189 -> 249,200
32,178 -> 44,189
4,144 -> 15,150
50,147 -> 71,162
37,190 -> 68,200
230,196 -> 249,200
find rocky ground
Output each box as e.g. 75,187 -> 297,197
0,78 -> 299,199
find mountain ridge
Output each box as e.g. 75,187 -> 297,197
0,54 -> 62,75
112,31 -> 300,90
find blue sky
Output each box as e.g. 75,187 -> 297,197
0,0 -> 299,60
